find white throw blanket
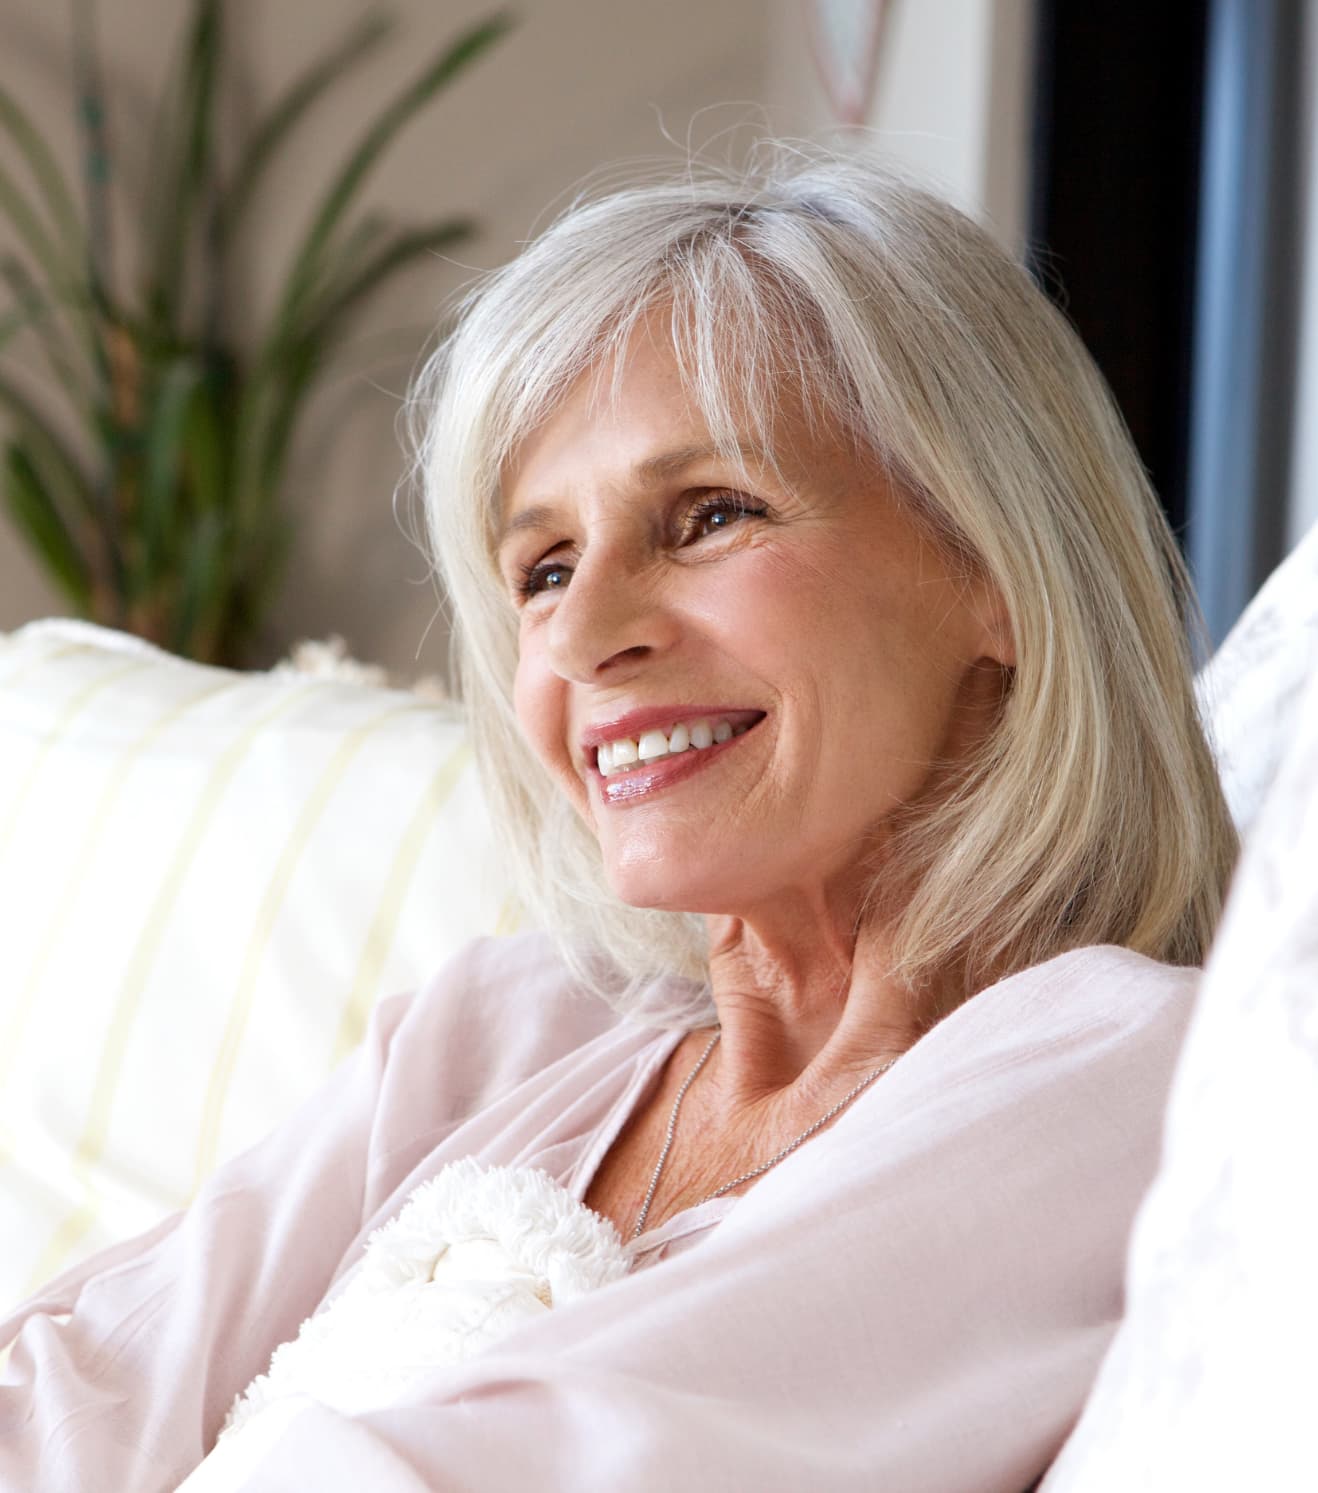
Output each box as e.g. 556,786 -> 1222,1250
177,1159 -> 629,1491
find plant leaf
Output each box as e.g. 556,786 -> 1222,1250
275,12 -> 512,330
271,212 -> 390,346
172,506 -> 228,657
302,218 -> 473,343
222,331 -> 315,532
235,507 -> 293,654
0,370 -> 94,518
0,161 -> 66,281
0,253 -> 90,400
140,357 -> 204,582
72,0 -> 117,309
0,81 -> 84,265
215,11 -> 396,245
143,0 -> 222,328
250,218 -> 470,493
0,170 -> 107,378
182,359 -> 232,515
0,301 -> 40,351
3,440 -> 93,607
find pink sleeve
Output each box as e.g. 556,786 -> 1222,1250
0,987 -> 414,1493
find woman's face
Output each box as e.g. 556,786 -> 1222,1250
498,329 -> 1012,924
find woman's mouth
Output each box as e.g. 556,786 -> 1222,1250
587,710 -> 765,804
595,714 -> 758,776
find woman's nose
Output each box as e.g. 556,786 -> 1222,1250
544,548 -> 677,682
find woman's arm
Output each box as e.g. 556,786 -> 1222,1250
0,987 -> 414,1493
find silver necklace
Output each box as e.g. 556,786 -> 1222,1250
630,1028 -> 898,1241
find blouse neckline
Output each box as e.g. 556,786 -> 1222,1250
569,1024 -> 743,1260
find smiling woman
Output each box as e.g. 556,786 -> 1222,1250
1,149 -> 1240,1493
420,154 -> 1235,1020
499,321 -> 1013,937
405,153 -> 1237,1305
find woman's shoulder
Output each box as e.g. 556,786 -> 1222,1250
900,944 -> 1202,1110
997,943 -> 1202,1032
365,933 -> 643,1126
399,929 -> 621,1053
995,942 -> 1201,1009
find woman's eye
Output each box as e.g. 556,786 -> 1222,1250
516,559 -> 572,601
683,493 -> 766,541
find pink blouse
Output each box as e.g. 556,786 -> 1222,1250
0,934 -> 1197,1492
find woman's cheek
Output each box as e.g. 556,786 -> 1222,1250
514,647 -> 586,814
512,645 -> 554,767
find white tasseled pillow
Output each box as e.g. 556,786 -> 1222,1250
0,620 -> 521,1310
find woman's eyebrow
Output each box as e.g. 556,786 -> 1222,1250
496,441 -> 773,552
498,504 -> 558,549
634,441 -> 771,483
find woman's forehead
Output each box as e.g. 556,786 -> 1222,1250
498,373 -> 782,525
496,325 -> 820,511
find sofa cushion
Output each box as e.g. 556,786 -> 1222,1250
1194,520 -> 1318,836
0,621 -> 518,1309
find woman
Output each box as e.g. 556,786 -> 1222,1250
0,152 -> 1236,1490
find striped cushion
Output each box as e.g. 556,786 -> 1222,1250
0,621 -> 520,1310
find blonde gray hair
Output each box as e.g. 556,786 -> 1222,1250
411,148 -> 1238,1025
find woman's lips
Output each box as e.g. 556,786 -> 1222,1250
592,714 -> 764,806
581,706 -> 764,754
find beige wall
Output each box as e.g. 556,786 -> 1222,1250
1,0 -> 1033,678
765,0 -> 1033,250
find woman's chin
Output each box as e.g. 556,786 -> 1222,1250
604,864 -> 732,916
598,828 -> 813,916
609,880 -> 703,915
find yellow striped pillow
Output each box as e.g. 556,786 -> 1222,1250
0,620 -> 520,1310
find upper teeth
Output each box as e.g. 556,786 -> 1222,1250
597,717 -> 743,776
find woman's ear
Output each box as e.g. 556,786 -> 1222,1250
974,580 -> 1017,669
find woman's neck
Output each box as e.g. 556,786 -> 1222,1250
699,898 -> 963,1123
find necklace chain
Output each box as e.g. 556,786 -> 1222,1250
630,1029 -> 897,1241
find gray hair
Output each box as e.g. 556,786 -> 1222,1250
410,147 -> 1238,1026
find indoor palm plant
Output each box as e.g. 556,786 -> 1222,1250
0,1 -> 509,665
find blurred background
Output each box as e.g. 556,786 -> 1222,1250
0,0 -> 1312,680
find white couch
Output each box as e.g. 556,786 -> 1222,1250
0,623 -> 520,1304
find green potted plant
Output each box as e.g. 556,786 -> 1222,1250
0,1 -> 510,665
